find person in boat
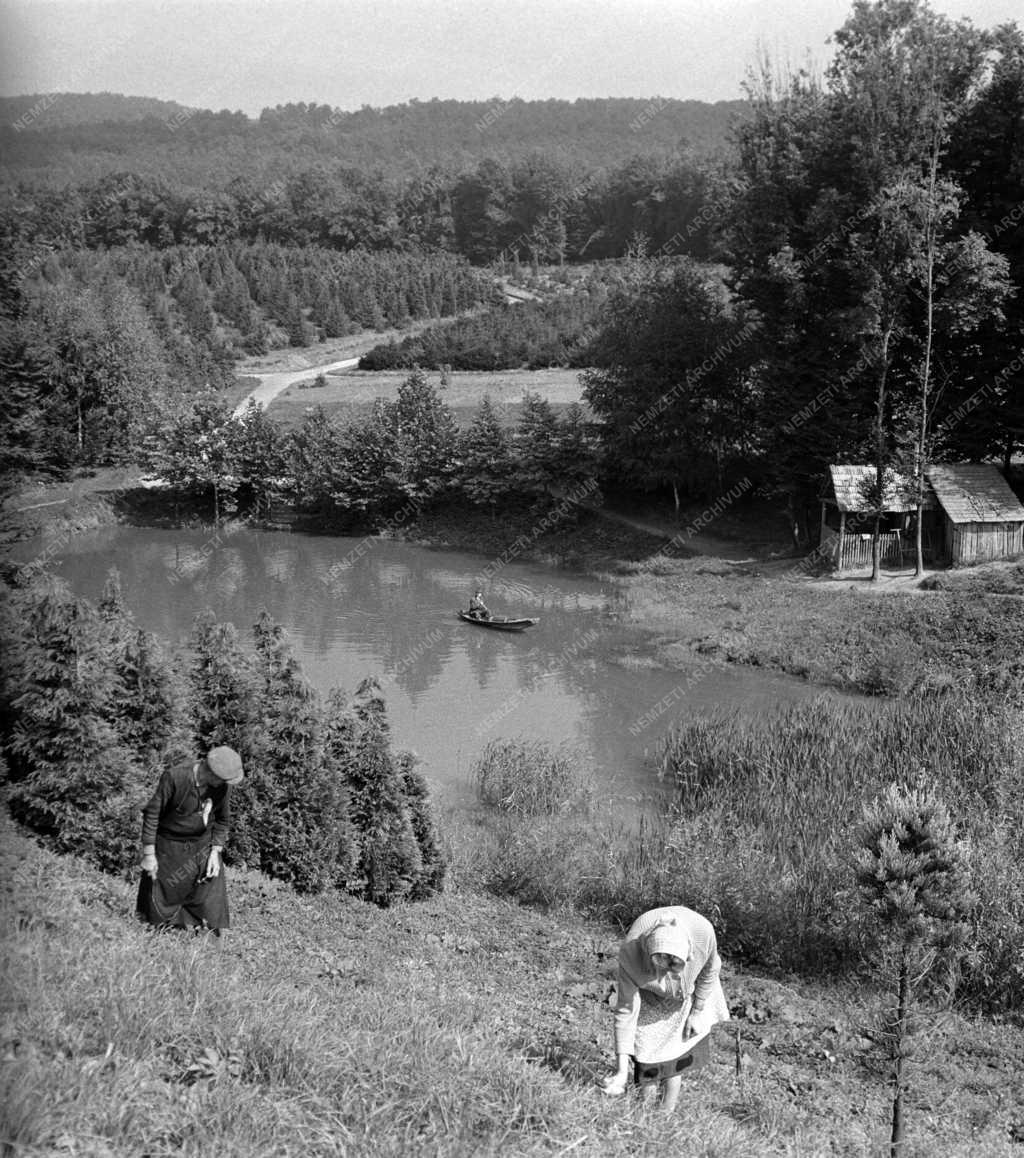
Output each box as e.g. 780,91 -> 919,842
468,590 -> 491,620
601,906 -> 729,1112
136,746 -> 244,937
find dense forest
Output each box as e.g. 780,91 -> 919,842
1,0 -> 1022,527
1,152 -> 722,261
0,93 -> 746,181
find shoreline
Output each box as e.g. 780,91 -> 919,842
4,475 -> 1022,700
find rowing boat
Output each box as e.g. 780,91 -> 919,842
457,611 -> 539,632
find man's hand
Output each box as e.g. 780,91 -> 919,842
204,846 -> 222,879
141,848 -> 158,878
683,1007 -> 712,1039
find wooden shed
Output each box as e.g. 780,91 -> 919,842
819,465 -> 932,570
925,464 -> 1024,566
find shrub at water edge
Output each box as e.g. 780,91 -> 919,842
473,737 -> 588,817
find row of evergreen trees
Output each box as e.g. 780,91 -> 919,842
359,287 -> 609,371
151,372 -> 600,523
0,241 -> 497,479
0,573 -> 444,905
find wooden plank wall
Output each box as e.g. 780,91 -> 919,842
951,522 -> 1024,565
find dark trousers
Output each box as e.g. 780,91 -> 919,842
136,831 -> 230,930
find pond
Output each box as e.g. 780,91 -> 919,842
38,524 -> 828,813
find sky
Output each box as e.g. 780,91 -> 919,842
0,0 -> 1021,113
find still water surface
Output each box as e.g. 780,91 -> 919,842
47,525 -> 825,812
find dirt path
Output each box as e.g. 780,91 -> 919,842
232,357 -> 364,417
231,309 -> 496,416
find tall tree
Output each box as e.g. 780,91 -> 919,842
459,396 -> 515,513
583,260 -> 756,509
946,22 -> 1024,469
513,391 -> 561,498
149,397 -> 236,521
728,0 -> 1005,545
339,370 -> 458,515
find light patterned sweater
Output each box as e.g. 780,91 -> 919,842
612,905 -> 726,1056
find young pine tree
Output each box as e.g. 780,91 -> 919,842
350,717 -> 422,906
320,686 -> 363,891
113,628 -> 189,774
514,391 -> 561,498
855,784 -> 975,1157
395,750 -> 446,900
347,678 -> 423,905
250,611 -> 339,891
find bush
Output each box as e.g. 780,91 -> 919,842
473,738 -> 587,817
2,582 -> 158,873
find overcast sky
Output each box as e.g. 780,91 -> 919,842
0,0 -> 1020,113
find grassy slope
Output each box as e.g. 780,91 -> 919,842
920,562 -> 1024,596
2,815 -> 1021,1157
607,553 -> 1024,695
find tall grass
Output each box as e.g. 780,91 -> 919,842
473,738 -> 588,817
461,694 -> 1024,1012
660,693 -> 1024,1008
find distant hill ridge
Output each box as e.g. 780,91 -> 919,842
0,92 -> 749,185
1,90 -> 747,131
0,91 -> 195,131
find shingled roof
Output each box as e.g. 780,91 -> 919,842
925,464 -> 1024,525
827,465 -> 926,512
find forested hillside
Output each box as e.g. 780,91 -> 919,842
0,243 -> 497,472
0,95 -> 746,181
1,2 -> 1022,519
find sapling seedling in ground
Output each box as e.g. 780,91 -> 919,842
854,783 -> 975,1157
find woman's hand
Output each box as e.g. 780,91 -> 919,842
683,1007 -> 712,1039
601,1071 -> 628,1097
141,847 -> 158,878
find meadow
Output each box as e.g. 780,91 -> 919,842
264,368 -> 587,432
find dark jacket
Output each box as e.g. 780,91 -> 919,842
141,760 -> 231,846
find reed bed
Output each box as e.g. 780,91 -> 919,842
463,692 -> 1024,1012
472,738 -> 588,817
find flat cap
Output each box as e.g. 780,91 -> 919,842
206,746 -> 244,785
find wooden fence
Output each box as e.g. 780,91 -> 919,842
836,530 -> 903,570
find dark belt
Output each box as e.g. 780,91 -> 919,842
155,828 -> 212,844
